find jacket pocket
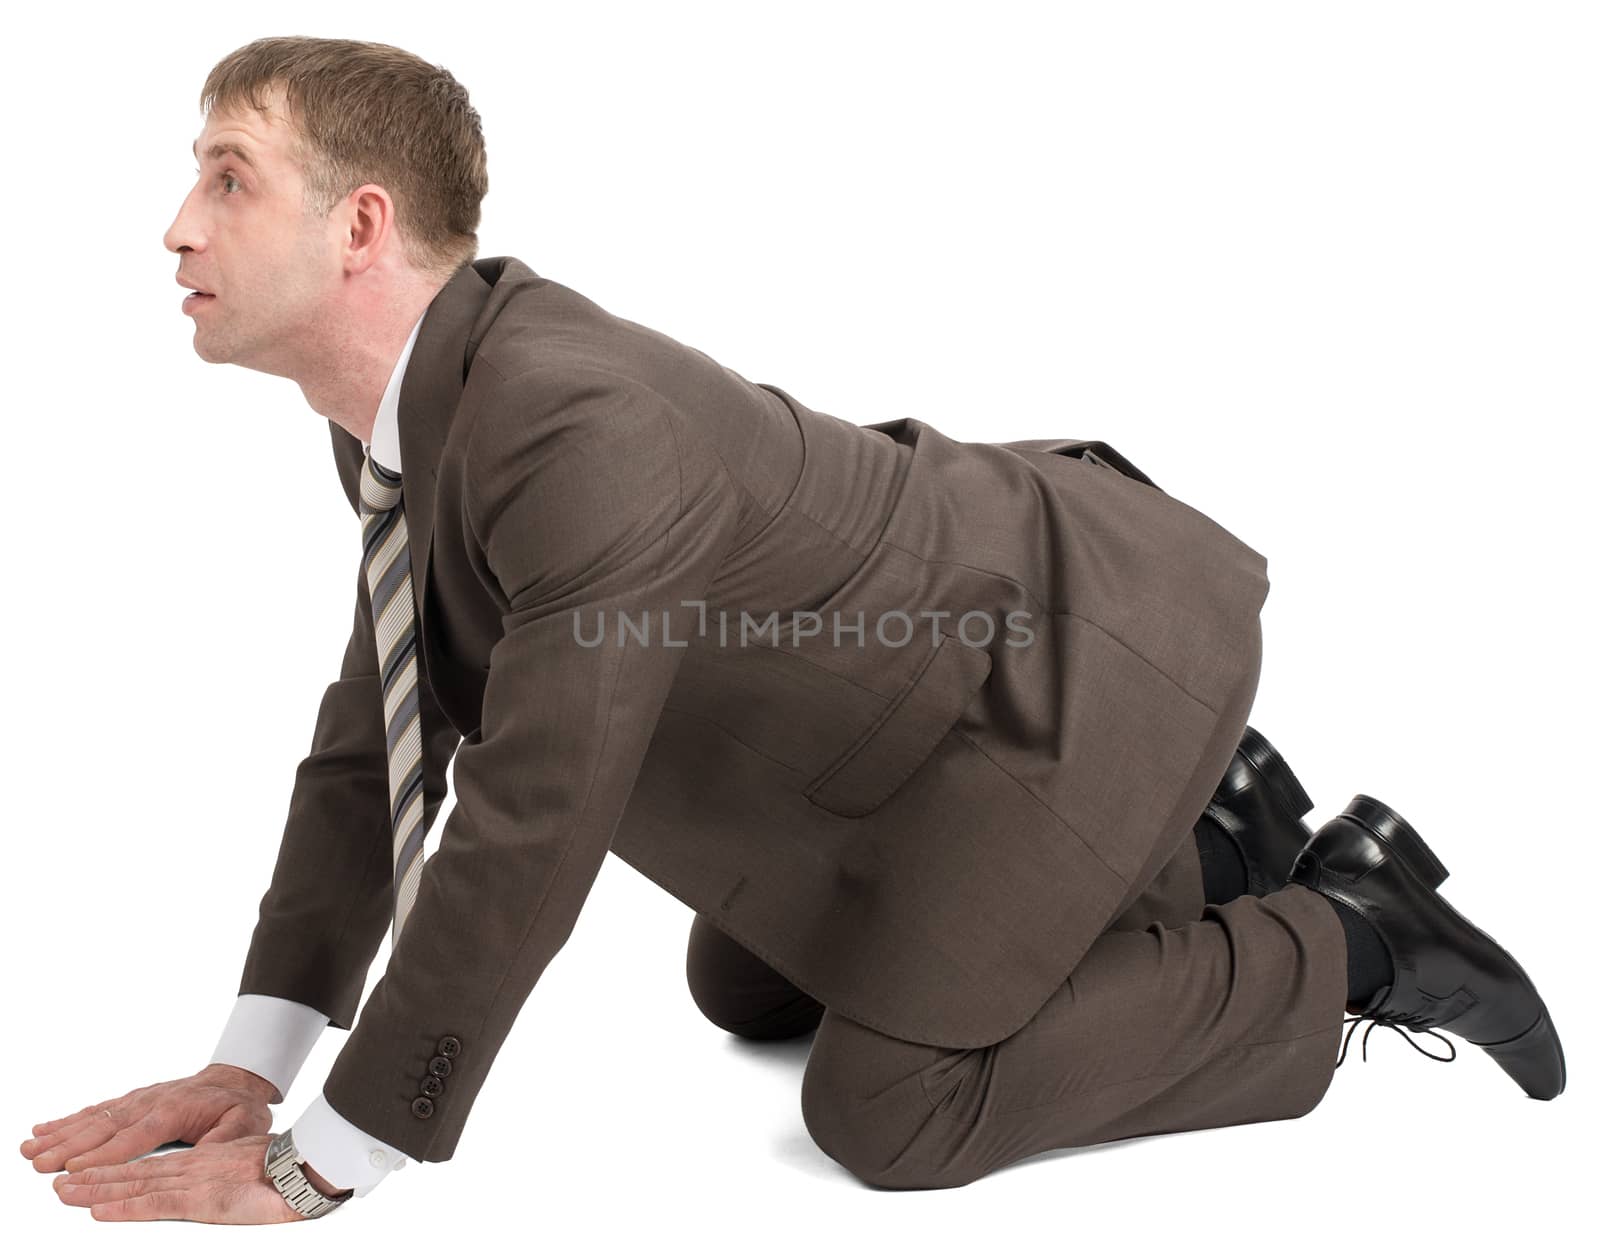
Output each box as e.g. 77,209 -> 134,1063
804,631 -> 993,818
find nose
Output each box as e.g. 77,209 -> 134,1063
163,182 -> 206,256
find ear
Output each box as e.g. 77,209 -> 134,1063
342,183 -> 398,274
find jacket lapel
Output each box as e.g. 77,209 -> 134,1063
394,259 -> 498,617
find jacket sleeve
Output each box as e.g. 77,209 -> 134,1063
231,422 -> 463,1031
318,371 -> 745,1162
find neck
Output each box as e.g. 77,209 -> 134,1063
297,277 -> 446,442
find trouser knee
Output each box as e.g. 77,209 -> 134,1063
800,1017 -> 984,1191
685,913 -> 824,1040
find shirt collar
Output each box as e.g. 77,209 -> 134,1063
362,308 -> 428,474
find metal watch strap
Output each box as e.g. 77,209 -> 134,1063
264,1127 -> 352,1218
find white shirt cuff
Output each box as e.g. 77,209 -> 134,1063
209,994 -> 329,1103
292,1094 -> 413,1198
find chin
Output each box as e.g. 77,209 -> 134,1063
190,335 -> 236,365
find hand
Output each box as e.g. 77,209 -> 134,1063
20,1063 -> 277,1176
50,1134 -> 337,1223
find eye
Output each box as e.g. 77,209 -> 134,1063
191,167 -> 241,194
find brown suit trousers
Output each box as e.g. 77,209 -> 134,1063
686,627 -> 1350,1189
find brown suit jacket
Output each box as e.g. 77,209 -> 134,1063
235,256 -> 1270,1162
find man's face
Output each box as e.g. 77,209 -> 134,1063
163,90 -> 340,372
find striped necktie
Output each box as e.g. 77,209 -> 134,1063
357,449 -> 427,943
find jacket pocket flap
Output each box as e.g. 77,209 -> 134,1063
804,633 -> 993,818
996,437 -> 1159,490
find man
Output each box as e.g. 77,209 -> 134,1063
21,36 -> 1564,1223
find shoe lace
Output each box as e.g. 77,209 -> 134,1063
1338,1004 -> 1458,1069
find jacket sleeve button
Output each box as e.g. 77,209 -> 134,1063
410,1096 -> 435,1119
438,1036 -> 462,1058
428,1055 -> 453,1079
420,1075 -> 444,1097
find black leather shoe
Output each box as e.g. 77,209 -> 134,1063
1288,794 -> 1567,1101
1199,725 -> 1316,897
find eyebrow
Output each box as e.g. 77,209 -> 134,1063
191,139 -> 258,170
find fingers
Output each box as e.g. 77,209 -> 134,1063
64,1117 -> 171,1172
55,1153 -> 192,1185
25,1117 -> 119,1173
54,1172 -> 191,1208
29,1104 -> 101,1135
27,1111 -> 165,1174
89,1189 -> 191,1222
20,1104 -> 109,1158
54,1153 -> 194,1221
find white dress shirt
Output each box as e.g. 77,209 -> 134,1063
210,308 -> 426,1198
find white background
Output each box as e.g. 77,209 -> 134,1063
4,1 -> 1593,1243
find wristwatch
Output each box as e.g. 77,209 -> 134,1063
264,1127 -> 352,1218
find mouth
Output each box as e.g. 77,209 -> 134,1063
181,290 -> 216,312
